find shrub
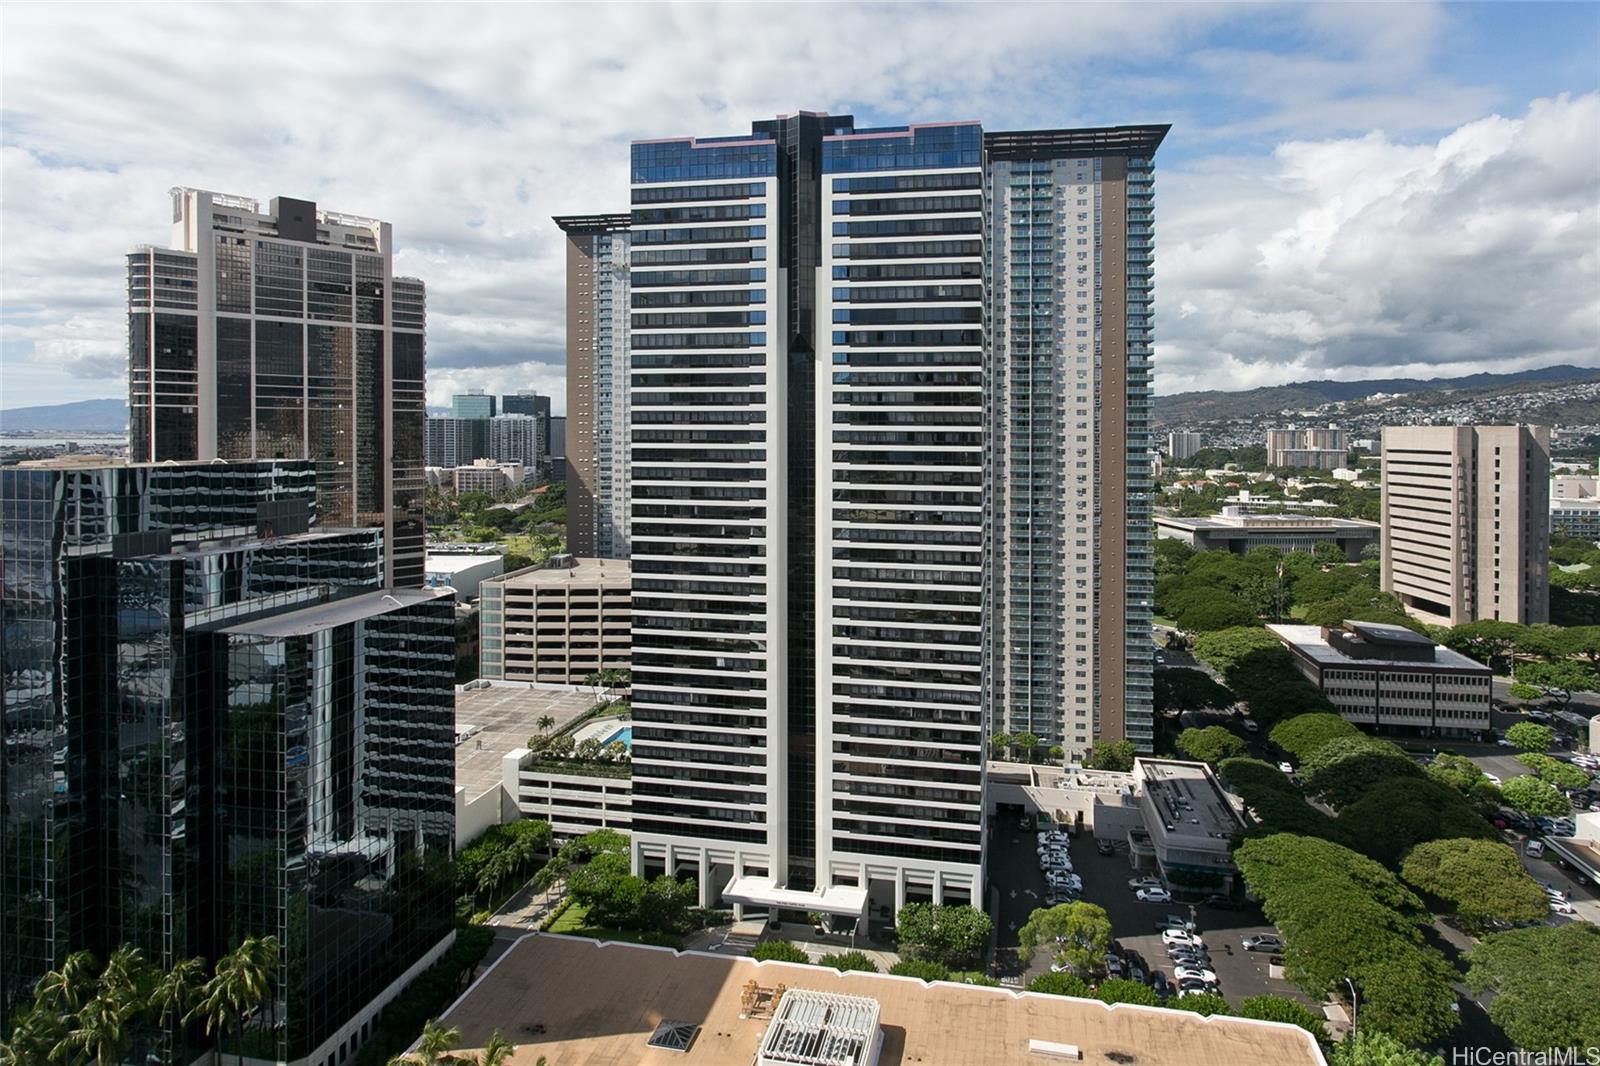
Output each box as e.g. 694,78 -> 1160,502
1027,971 -> 1091,997
1505,721 -> 1555,752
1176,726 -> 1247,765
751,940 -> 810,964
1171,992 -> 1233,1016
887,959 -> 950,982
894,903 -> 993,968
1237,994 -> 1329,1044
1095,978 -> 1161,1006
1500,775 -> 1571,816
817,950 -> 879,973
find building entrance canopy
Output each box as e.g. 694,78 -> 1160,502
722,877 -> 869,918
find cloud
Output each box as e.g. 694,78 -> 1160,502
1155,92 -> 1600,393
0,2 -> 1594,409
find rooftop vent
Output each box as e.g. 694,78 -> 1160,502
646,1019 -> 700,1053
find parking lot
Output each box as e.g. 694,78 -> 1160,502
989,824 -> 1311,1009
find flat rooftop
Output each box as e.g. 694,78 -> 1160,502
454,684 -> 596,801
219,588 -> 451,638
495,557 -> 631,586
1267,624 -> 1488,672
1137,759 -> 1245,840
425,553 -> 504,575
438,935 -> 1325,1066
1156,512 -> 1379,532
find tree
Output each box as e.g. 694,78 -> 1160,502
1424,754 -> 1501,803
1095,978 -> 1161,1006
150,955 -> 207,1035
1300,737 -> 1421,810
1516,753 -> 1591,790
536,714 -> 556,734
1084,740 -> 1136,772
1441,620 -> 1526,674
1026,972 -> 1090,998
1048,745 -> 1065,762
1269,713 -> 1361,763
1153,667 -> 1235,714
191,935 -> 281,1066
989,732 -> 1013,759
751,940 -> 809,964
34,951 -> 99,1016
386,1019 -> 462,1066
1337,777 -> 1497,865
1515,655 -> 1598,709
1170,992 -> 1233,1016
1176,726 -> 1246,765
475,1031 -> 516,1066
1328,1031 -> 1444,1066
894,903 -> 992,968
1017,902 -> 1112,976
1218,757 -> 1347,844
1174,594 -> 1259,632
1234,835 -> 1456,1046
1400,838 -> 1547,930
1466,923 -> 1600,1052
1505,720 -> 1556,752
1237,995 -> 1329,1044
54,948 -> 153,1066
817,951 -> 878,973
1499,775 -> 1571,816
888,959 -> 950,982
1015,732 -> 1040,763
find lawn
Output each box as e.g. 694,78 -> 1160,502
546,901 -> 685,949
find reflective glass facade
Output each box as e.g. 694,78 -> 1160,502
127,190 -> 428,587
1,459 -> 453,1062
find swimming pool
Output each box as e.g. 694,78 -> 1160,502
600,725 -> 632,750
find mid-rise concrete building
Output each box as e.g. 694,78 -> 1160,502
426,415 -> 488,468
1156,507 -> 1380,559
1167,430 -> 1203,461
127,188 -> 427,585
478,555 -> 631,685
1265,427 -> 1347,470
1380,424 -> 1551,625
1268,621 -> 1492,736
1552,498 -> 1600,540
554,214 -> 632,559
452,458 -> 524,496
500,391 -> 552,471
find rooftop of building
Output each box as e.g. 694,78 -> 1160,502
1156,509 -> 1380,532
1267,623 -> 1488,672
425,552 -> 505,575
552,213 -> 632,233
1135,758 -> 1245,841
219,588 -> 452,638
492,555 -> 632,587
984,123 -> 1171,159
438,935 -> 1325,1066
454,683 -> 597,801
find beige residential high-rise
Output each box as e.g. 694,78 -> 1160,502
554,214 -> 632,559
1380,424 -> 1551,626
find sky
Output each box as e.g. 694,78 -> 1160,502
1,2 -> 1597,414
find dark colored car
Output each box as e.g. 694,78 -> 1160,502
1202,894 -> 1244,910
1149,972 -> 1171,997
1096,839 -> 1116,856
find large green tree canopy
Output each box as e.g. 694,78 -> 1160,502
1467,923 -> 1600,1052
1399,838 -> 1547,929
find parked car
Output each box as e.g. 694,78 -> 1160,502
1104,955 -> 1124,977
1157,916 -> 1193,932
1201,894 -> 1243,910
1136,888 -> 1173,903
1242,934 -> 1284,952
1277,762 -> 1294,775
1483,772 -> 1501,785
1162,929 -> 1204,949
1129,877 -> 1164,891
1149,972 -> 1171,997
1168,949 -> 1211,967
1550,898 -> 1576,915
1177,983 -> 1214,997
1242,719 -> 1259,734
1173,966 -> 1219,985
1527,840 -> 1546,858
1096,839 -> 1116,856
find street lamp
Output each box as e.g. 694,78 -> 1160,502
1342,976 -> 1359,1036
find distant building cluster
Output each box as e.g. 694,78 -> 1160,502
425,389 -> 557,485
1265,426 -> 1348,470
1551,460 -> 1600,539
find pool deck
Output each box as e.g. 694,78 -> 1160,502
572,713 -> 632,748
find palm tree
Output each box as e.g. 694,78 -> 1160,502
415,1019 -> 461,1065
52,989 -> 137,1066
1015,732 -> 1039,764
536,714 -> 555,735
150,955 -> 207,1036
478,1030 -> 516,1066
35,950 -> 99,1014
989,732 -> 1012,759
191,935 -> 281,1065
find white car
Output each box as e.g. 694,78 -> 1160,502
1173,966 -> 1219,985
1162,929 -> 1204,949
1277,762 -> 1294,775
1136,888 -> 1173,903
1129,877 -> 1163,891
1483,772 -> 1502,785
1549,898 -> 1576,915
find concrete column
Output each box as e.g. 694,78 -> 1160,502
933,875 -> 944,906
894,872 -> 907,914
698,854 -> 711,909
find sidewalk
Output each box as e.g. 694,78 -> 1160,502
489,877 -> 567,931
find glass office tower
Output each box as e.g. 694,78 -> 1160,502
0,459 -> 454,1064
985,126 -> 1167,756
127,189 -> 428,587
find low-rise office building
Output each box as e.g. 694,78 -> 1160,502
424,552 -> 505,600
1552,498 -> 1600,540
1156,507 -> 1380,560
452,459 -> 525,495
479,555 -> 630,685
1268,621 -> 1492,736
